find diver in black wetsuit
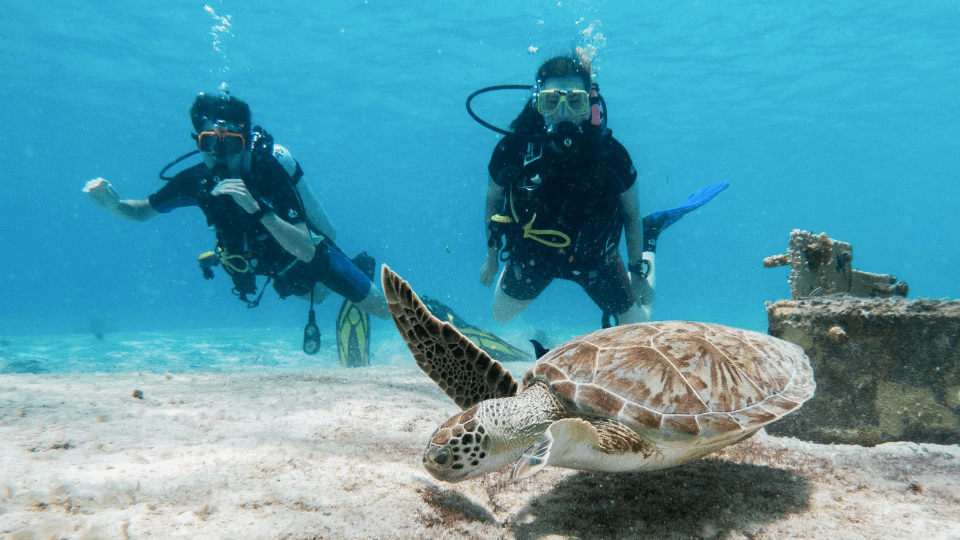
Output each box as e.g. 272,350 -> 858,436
480,54 -> 654,326
84,92 -> 390,321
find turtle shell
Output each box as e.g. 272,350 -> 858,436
521,321 -> 815,444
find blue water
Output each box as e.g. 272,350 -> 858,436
2,1 -> 958,347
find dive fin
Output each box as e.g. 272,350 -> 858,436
420,296 -> 468,328
336,252 -> 375,368
643,182 -> 729,251
529,339 -> 550,359
422,295 -> 530,362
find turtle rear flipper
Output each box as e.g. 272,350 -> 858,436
381,264 -> 519,409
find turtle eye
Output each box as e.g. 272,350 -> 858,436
426,445 -> 451,466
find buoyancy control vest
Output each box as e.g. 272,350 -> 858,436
157,127 -> 332,304
490,132 -> 632,271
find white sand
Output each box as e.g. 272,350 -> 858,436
2,332 -> 959,539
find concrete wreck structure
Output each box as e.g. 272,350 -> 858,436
763,230 -> 959,445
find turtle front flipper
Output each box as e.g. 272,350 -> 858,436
381,264 -> 519,409
511,418 -> 600,480
512,418 -> 664,480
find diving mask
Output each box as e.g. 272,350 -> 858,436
196,125 -> 246,154
536,88 -> 590,116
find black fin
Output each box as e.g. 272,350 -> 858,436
530,339 -> 550,360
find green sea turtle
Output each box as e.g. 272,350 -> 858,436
381,265 -> 815,483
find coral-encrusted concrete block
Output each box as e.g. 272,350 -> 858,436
764,229 -> 908,300
765,296 -> 960,445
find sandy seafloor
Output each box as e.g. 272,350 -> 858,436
1,328 -> 959,540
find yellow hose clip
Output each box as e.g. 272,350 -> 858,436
491,192 -> 572,249
218,247 -> 252,274
519,213 -> 571,248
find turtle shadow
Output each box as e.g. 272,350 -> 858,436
511,459 -> 812,540
417,485 -> 499,528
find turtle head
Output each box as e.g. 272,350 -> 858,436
423,405 -> 504,482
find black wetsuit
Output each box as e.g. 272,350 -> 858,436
488,129 -> 638,315
148,144 -> 370,304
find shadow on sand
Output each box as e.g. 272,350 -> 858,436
514,459 -> 811,539
419,458 -> 811,539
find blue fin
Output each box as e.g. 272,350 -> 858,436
643,182 -> 729,250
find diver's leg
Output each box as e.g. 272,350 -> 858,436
299,282 -> 333,304
616,303 -> 651,325
584,254 -> 651,326
354,283 -> 390,320
491,259 -> 547,323
491,285 -> 534,323
302,244 -> 390,320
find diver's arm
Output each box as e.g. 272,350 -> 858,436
83,178 -> 160,222
259,215 -> 316,263
296,180 -> 337,241
620,185 -> 655,307
480,176 -> 506,286
484,177 -> 506,254
211,178 -> 317,263
620,185 -> 644,265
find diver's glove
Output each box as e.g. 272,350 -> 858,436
198,251 -> 219,280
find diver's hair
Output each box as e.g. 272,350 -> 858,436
508,54 -> 592,135
536,55 -> 591,89
189,92 -> 252,142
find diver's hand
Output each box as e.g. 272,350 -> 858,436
211,178 -> 260,214
480,254 -> 499,287
84,177 -> 120,210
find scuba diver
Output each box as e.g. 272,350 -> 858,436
84,91 -> 390,356
474,52 -> 727,327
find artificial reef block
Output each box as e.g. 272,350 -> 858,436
763,229 -> 908,300
765,296 -> 960,445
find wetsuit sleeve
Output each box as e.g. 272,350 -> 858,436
488,137 -> 524,187
603,138 -> 638,193
147,169 -> 202,213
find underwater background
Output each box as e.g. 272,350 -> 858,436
2,0 -> 958,346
